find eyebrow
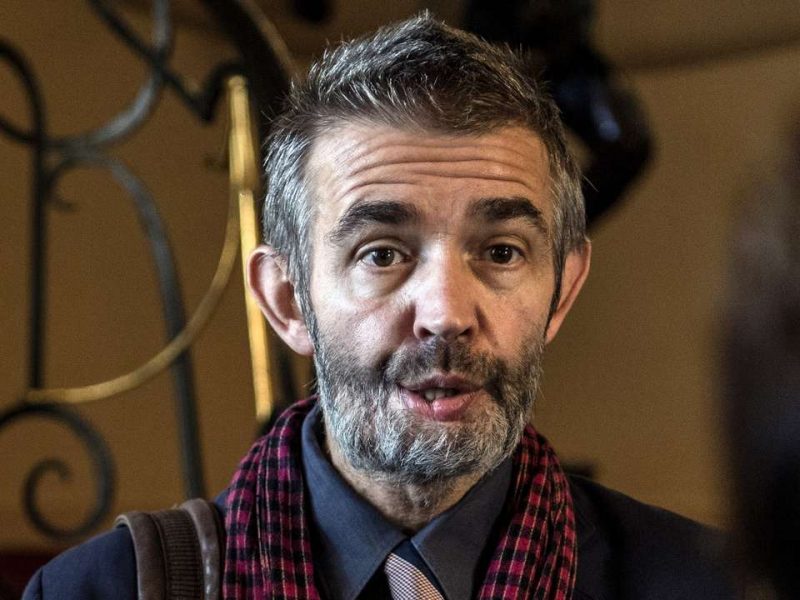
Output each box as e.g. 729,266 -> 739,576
467,197 -> 549,238
326,200 -> 420,245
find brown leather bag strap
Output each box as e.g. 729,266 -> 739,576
115,499 -> 224,600
179,498 -> 225,599
115,511 -> 169,600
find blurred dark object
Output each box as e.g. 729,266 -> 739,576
290,0 -> 330,23
725,127 -> 800,599
464,0 -> 652,226
0,551 -> 56,600
201,0 -> 293,135
563,460 -> 597,480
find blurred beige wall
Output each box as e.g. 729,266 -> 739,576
1,0 -> 798,549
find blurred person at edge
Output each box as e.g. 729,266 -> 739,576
25,14 -> 734,600
726,129 -> 800,600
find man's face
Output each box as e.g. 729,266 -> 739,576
305,122 -> 561,483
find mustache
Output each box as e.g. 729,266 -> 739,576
379,338 -> 505,399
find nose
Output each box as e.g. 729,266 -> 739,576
411,252 -> 479,343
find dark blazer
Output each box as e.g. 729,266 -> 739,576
23,477 -> 735,599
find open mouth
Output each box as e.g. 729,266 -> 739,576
399,374 -> 483,421
419,387 -> 460,401
403,373 -> 480,397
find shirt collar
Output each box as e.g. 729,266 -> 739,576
301,403 -> 512,600
301,405 -> 404,599
411,458 -> 511,600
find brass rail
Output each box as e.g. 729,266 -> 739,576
228,75 -> 275,425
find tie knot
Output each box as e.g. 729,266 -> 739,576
383,539 -> 445,600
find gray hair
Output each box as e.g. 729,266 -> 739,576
263,13 -> 586,321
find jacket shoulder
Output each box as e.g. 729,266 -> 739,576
23,527 -> 137,600
569,475 -> 736,600
22,494 -> 227,599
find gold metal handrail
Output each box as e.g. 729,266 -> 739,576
25,76 -> 274,425
228,75 -> 275,426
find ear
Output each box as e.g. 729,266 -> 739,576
544,241 -> 592,344
247,245 -> 314,356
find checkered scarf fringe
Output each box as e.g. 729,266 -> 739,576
222,398 -> 577,599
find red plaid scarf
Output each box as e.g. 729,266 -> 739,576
223,398 -> 577,599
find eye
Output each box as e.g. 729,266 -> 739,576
485,244 -> 522,265
360,247 -> 405,268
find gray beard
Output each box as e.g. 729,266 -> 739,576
313,330 -> 545,486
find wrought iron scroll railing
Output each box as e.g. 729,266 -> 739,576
0,0 -> 295,542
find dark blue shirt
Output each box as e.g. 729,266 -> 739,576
301,405 -> 512,600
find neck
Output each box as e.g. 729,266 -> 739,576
325,430 -> 483,532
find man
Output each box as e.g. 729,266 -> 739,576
25,14 -> 734,600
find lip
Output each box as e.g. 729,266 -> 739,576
399,373 -> 483,422
403,373 -> 481,394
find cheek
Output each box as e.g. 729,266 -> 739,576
349,271 -> 408,300
313,286 -> 413,350
488,294 -> 550,346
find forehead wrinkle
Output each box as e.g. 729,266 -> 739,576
338,152 -> 544,184
340,145 -> 543,180
325,159 -> 550,234
319,126 -> 547,171
334,178 -> 418,202
313,123 -> 549,181
331,121 -> 545,150
347,157 -> 529,178
309,124 -> 554,233
401,165 -> 537,187
355,138 -> 541,160
334,170 -> 540,204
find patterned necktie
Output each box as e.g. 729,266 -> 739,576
383,539 -> 445,600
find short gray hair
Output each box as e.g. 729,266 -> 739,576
263,13 -> 586,319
